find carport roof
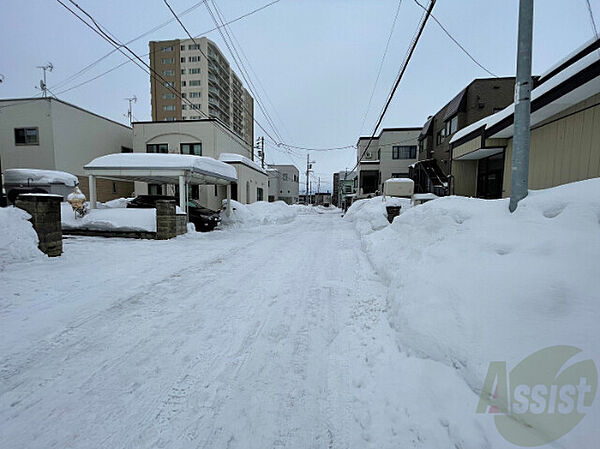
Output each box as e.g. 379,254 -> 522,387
84,153 -> 237,185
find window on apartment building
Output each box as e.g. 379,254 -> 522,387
436,129 -> 445,145
147,144 -> 168,153
163,105 -> 176,111
181,93 -> 187,99
181,69 -> 186,75
162,93 -> 175,99
189,92 -> 201,98
182,105 -> 187,110
189,56 -> 200,62
180,143 -> 202,156
282,173 -> 288,181
14,127 -> 39,145
190,104 -> 201,109
188,44 -> 200,50
163,70 -> 174,76
120,146 -> 133,153
181,81 -> 186,87
164,81 -> 174,88
164,117 -> 176,121
161,46 -> 173,52
161,58 -> 174,64
392,145 -> 417,159
180,45 -> 185,51
189,80 -> 201,86
445,115 -> 458,136
180,57 -> 185,63
189,68 -> 201,74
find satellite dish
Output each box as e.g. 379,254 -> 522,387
48,62 -> 54,72
39,80 -> 45,90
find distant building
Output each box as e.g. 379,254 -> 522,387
412,77 -> 516,195
132,118 -> 266,210
450,38 -> 600,198
0,97 -> 133,202
333,170 -> 356,209
267,164 -> 299,204
312,192 -> 332,206
356,128 -> 420,196
149,37 -> 254,146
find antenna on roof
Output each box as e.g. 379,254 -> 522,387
124,95 -> 137,125
36,63 -> 53,97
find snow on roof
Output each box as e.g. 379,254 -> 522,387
538,37 -> 599,81
84,153 -> 237,181
413,193 -> 438,200
450,39 -> 600,144
4,169 -> 79,187
218,152 -> 267,175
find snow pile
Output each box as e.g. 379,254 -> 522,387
98,197 -> 131,209
61,203 -> 156,232
4,168 -> 78,186
344,196 -> 411,235
361,179 -> 600,432
0,207 -> 42,268
220,200 -> 298,226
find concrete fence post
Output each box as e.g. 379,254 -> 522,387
15,194 -> 63,257
155,199 -> 176,240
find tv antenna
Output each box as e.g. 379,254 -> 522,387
124,95 -> 137,125
36,63 -> 53,97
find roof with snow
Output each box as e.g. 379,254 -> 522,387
4,168 -> 79,187
84,153 -> 237,185
450,37 -> 600,147
218,152 -> 268,175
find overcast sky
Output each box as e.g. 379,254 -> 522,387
1,0 -> 598,192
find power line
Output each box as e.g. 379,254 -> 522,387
359,0 -> 404,134
280,143 -> 356,152
413,0 -> 498,78
584,0 -> 599,39
48,0 -> 283,95
349,0 -> 436,176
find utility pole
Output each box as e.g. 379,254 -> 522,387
255,137 -> 265,168
124,95 -> 137,126
36,63 -> 53,98
306,154 -> 315,204
509,0 -> 534,212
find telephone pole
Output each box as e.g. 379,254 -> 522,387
255,137 -> 265,168
509,0 -> 534,212
36,63 -> 53,98
124,95 -> 137,126
306,154 -> 315,204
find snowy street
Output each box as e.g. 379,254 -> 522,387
1,209 -> 465,448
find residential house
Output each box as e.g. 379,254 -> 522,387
333,170 -> 356,209
132,118 -> 266,210
267,164 -> 299,204
450,38 -> 600,198
0,97 -> 134,202
356,128 -> 420,196
412,77 -> 516,195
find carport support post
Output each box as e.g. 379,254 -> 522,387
89,175 -> 97,209
226,183 -> 231,217
178,175 -> 186,214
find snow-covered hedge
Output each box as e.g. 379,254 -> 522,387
361,179 -> 600,401
220,200 -> 298,227
343,196 -> 412,235
0,207 -> 43,268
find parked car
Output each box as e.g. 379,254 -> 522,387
187,200 -> 221,232
126,195 -> 221,232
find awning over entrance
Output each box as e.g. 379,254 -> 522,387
453,147 -> 504,160
84,153 -> 237,213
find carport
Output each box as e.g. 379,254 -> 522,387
84,153 -> 238,214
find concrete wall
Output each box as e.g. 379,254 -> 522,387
501,93 -> 600,196
377,129 -> 419,183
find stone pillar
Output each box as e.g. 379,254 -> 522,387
156,199 -> 176,240
15,194 -> 63,257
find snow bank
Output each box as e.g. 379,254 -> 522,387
4,168 -> 78,186
344,196 -> 411,235
0,207 -> 42,268
220,200 -> 298,226
361,180 -> 600,418
61,203 -> 156,232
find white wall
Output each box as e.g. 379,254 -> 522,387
267,165 -> 299,203
378,129 -> 419,184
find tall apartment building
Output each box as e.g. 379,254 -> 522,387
149,37 -> 254,146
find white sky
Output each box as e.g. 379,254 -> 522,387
1,0 -> 598,192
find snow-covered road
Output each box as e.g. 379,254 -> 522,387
1,210 -> 492,448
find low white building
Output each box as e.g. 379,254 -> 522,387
267,164 -> 300,204
132,119 -> 266,210
0,97 -> 134,201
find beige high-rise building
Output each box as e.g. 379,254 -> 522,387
149,37 -> 254,146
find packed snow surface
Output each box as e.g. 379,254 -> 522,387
1,179 -> 598,448
85,153 -> 238,181
0,206 -> 42,268
61,202 -> 156,232
3,168 -> 78,186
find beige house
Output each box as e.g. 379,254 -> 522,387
267,164 -> 300,204
0,97 -> 133,202
450,38 -> 600,198
132,118 -> 266,210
